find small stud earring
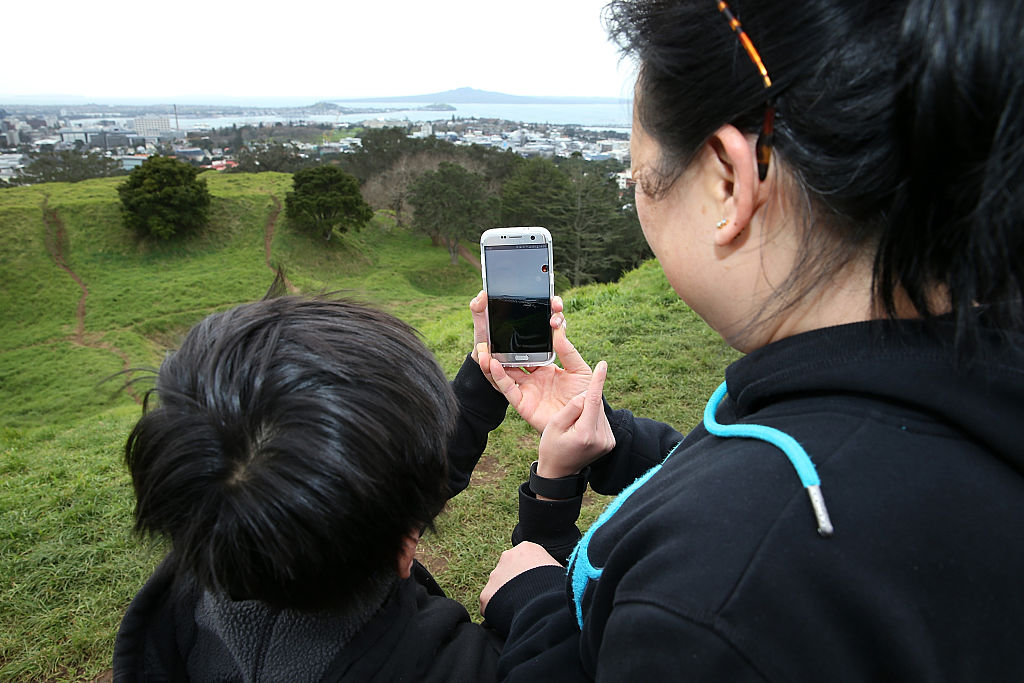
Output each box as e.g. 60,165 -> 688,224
715,219 -> 729,230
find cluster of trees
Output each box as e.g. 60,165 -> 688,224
408,162 -> 497,265
400,151 -> 647,287
232,143 -> 318,174
46,125 -> 647,287
4,150 -> 125,185
327,126 -> 646,286
502,156 -> 649,287
194,123 -> 337,151
358,132 -> 517,229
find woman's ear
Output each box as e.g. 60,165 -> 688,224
397,531 -> 420,579
708,124 -> 763,247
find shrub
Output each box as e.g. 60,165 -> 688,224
117,156 -> 211,239
285,166 -> 373,241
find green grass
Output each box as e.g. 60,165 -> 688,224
0,173 -> 739,681
0,412 -> 165,682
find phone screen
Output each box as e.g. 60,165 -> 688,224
484,243 -> 552,355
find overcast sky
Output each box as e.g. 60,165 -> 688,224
4,1 -> 637,104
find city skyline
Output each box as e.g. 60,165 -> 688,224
4,1 -> 635,105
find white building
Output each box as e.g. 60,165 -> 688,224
134,116 -> 172,137
0,153 -> 26,180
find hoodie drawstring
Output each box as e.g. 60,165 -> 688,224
704,381 -> 834,537
567,380 -> 834,631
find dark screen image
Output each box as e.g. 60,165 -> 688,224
485,244 -> 551,354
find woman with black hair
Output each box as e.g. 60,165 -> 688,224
474,0 -> 1024,679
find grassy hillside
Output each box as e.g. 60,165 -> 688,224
0,173 -> 738,681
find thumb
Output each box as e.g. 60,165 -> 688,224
490,357 -> 524,410
553,323 -> 590,374
470,290 -> 489,348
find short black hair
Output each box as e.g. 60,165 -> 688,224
125,297 -> 456,611
607,0 -> 1024,349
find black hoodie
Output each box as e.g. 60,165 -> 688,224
487,319 -> 1024,681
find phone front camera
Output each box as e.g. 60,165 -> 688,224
531,235 -> 536,240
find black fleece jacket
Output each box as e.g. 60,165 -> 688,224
113,355 -> 509,682
487,318 -> 1024,682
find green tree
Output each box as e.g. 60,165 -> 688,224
16,150 -> 122,184
117,156 -> 211,239
556,157 -> 630,286
341,127 -> 413,182
557,156 -> 651,286
340,127 -> 461,182
360,144 -> 517,228
285,165 -> 373,241
408,162 -> 495,265
500,157 -> 572,231
500,156 -> 649,287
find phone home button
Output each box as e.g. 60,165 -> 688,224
515,355 -> 530,361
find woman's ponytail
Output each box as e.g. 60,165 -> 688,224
883,0 -> 1024,343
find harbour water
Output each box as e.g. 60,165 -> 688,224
69,101 -> 633,133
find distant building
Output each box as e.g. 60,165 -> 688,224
0,153 -> 26,180
134,116 -> 172,137
172,147 -> 209,164
410,122 -> 434,138
363,119 -> 410,130
115,155 -> 150,171
200,159 -> 239,171
57,128 -> 143,150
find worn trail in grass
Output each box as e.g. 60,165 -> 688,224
38,199 -> 142,406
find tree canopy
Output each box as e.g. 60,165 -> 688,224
15,150 -> 123,185
500,156 -> 648,287
500,156 -> 573,230
408,162 -> 496,265
117,156 -> 211,239
285,165 -> 373,241
233,143 -> 317,174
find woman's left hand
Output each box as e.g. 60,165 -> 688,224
470,292 -> 595,435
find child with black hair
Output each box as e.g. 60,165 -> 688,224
473,0 -> 1024,680
114,296 -> 509,682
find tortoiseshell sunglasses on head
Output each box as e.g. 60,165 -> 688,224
717,0 -> 775,181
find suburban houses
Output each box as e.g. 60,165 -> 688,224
0,104 -> 630,184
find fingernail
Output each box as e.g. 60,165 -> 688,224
477,342 -> 488,355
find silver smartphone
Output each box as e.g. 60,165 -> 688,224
479,226 -> 555,366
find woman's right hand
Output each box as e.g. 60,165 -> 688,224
471,292 -> 595,433
536,360 -> 616,478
